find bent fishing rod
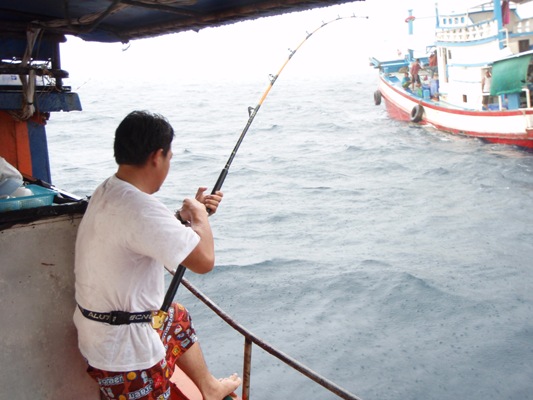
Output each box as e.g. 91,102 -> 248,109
152,14 -> 367,329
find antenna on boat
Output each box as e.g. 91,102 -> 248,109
153,13 -> 369,329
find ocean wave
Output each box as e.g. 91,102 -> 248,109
422,167 -> 450,176
216,257 -> 308,270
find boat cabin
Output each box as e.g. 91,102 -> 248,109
435,0 -> 533,111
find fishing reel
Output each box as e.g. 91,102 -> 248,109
151,310 -> 168,330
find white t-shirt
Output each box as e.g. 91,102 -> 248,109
73,175 -> 199,371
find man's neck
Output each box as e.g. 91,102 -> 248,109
116,165 -> 154,194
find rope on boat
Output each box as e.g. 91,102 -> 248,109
9,27 -> 41,122
160,14 -> 368,315
181,276 -> 364,400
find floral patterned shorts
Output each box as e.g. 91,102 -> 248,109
87,303 -> 198,400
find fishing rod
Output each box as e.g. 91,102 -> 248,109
152,14 -> 367,330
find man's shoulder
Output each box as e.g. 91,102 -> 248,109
90,176 -> 150,211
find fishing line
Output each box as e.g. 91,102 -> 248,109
153,14 -> 368,328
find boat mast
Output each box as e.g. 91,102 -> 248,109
406,9 -> 415,60
407,9 -> 414,35
494,0 -> 506,49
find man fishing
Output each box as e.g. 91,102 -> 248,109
73,110 -> 241,400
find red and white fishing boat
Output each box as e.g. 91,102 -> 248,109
370,0 -> 533,149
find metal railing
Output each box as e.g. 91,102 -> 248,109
180,277 -> 363,400
436,19 -> 498,42
436,16 -> 533,44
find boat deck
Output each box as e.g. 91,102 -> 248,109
381,71 -> 493,112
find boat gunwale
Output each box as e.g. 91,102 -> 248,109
0,200 -> 88,231
379,73 -> 533,118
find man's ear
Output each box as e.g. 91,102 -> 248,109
149,148 -> 164,166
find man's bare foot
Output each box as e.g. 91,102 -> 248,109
200,373 -> 241,400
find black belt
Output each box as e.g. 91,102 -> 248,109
78,305 -> 153,325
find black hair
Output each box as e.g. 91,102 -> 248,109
114,110 -> 175,165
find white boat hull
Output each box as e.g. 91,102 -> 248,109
377,75 -> 533,149
0,215 -> 100,399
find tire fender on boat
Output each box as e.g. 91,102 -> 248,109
374,90 -> 382,105
410,104 -> 424,122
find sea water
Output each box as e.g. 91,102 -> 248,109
48,72 -> 533,400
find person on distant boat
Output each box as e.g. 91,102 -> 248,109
415,82 -> 423,97
428,52 -> 437,77
401,72 -> 411,89
430,73 -> 439,100
73,110 -> 241,400
410,58 -> 421,90
482,69 -> 492,110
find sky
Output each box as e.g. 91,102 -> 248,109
59,0 -> 533,86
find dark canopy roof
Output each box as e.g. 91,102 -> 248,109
0,0 -> 361,43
